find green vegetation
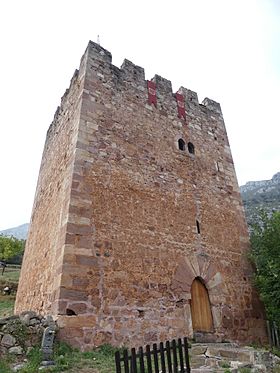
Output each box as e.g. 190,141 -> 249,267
238,368 -> 251,373
1,342 -> 118,373
18,347 -> 43,373
4,318 -> 29,351
0,265 -> 21,284
0,295 -> 15,317
250,211 -> 280,325
0,360 -> 13,373
220,361 -> 230,368
51,343 -> 118,373
274,347 -> 280,356
0,265 -> 20,317
0,235 -> 25,262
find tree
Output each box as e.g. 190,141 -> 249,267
0,235 -> 25,263
250,211 -> 280,325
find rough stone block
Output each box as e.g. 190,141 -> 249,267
191,345 -> 208,355
1,334 -> 16,348
191,356 -> 207,369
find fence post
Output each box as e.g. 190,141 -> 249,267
178,338 -> 185,372
183,337 -> 191,373
165,340 -> 172,373
139,346 -> 145,373
123,349 -> 130,373
115,350 -> 122,373
273,321 -> 279,348
159,342 -> 166,373
153,343 -> 160,373
146,344 -> 153,373
131,347 -> 137,373
267,320 -> 273,347
172,339 -> 178,373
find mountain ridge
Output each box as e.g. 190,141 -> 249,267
240,172 -> 280,225
0,223 -> 29,240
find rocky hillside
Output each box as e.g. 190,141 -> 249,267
240,172 -> 280,225
0,223 -> 29,240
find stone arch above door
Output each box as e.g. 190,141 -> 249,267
170,253 -> 224,300
170,253 -> 225,332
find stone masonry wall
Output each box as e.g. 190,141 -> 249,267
15,54 -> 87,315
16,41 -> 267,350
56,42 -> 267,348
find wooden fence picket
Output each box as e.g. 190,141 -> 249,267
114,337 -> 191,373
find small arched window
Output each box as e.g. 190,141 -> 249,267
188,142 -> 195,154
178,138 -> 186,151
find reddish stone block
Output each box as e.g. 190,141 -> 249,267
72,277 -> 89,287
76,255 -> 98,267
67,223 -> 93,235
60,288 -> 88,301
67,302 -> 88,314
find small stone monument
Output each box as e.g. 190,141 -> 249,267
40,324 -> 56,368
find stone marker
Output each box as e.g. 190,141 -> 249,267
40,325 -> 56,367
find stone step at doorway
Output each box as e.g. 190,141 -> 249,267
189,343 -> 280,372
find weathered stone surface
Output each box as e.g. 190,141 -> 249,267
9,346 -> 23,355
0,312 -> 56,360
190,344 -> 279,372
42,315 -> 56,329
191,356 -> 207,368
191,345 -> 208,355
15,41 -> 267,349
0,315 -> 18,326
20,312 -> 35,326
12,363 -> 26,372
219,349 -> 238,359
29,318 -> 40,326
1,334 -> 16,347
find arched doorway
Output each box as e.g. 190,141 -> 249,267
190,277 -> 213,332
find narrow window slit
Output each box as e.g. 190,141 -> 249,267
196,220 -> 201,234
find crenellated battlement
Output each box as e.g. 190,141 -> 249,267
84,40 -> 222,114
48,40 -> 222,140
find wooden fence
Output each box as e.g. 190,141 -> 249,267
115,337 -> 191,373
267,320 -> 280,348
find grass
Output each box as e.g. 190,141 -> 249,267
0,361 -> 13,373
0,265 -> 20,318
0,294 -> 15,318
220,361 -> 231,368
49,343 -> 117,373
0,265 -> 21,283
272,347 -> 280,358
0,342 -> 118,373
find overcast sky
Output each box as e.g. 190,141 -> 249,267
0,0 -> 279,230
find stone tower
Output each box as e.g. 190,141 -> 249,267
15,41 -> 267,349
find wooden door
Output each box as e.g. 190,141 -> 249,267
191,278 -> 213,332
